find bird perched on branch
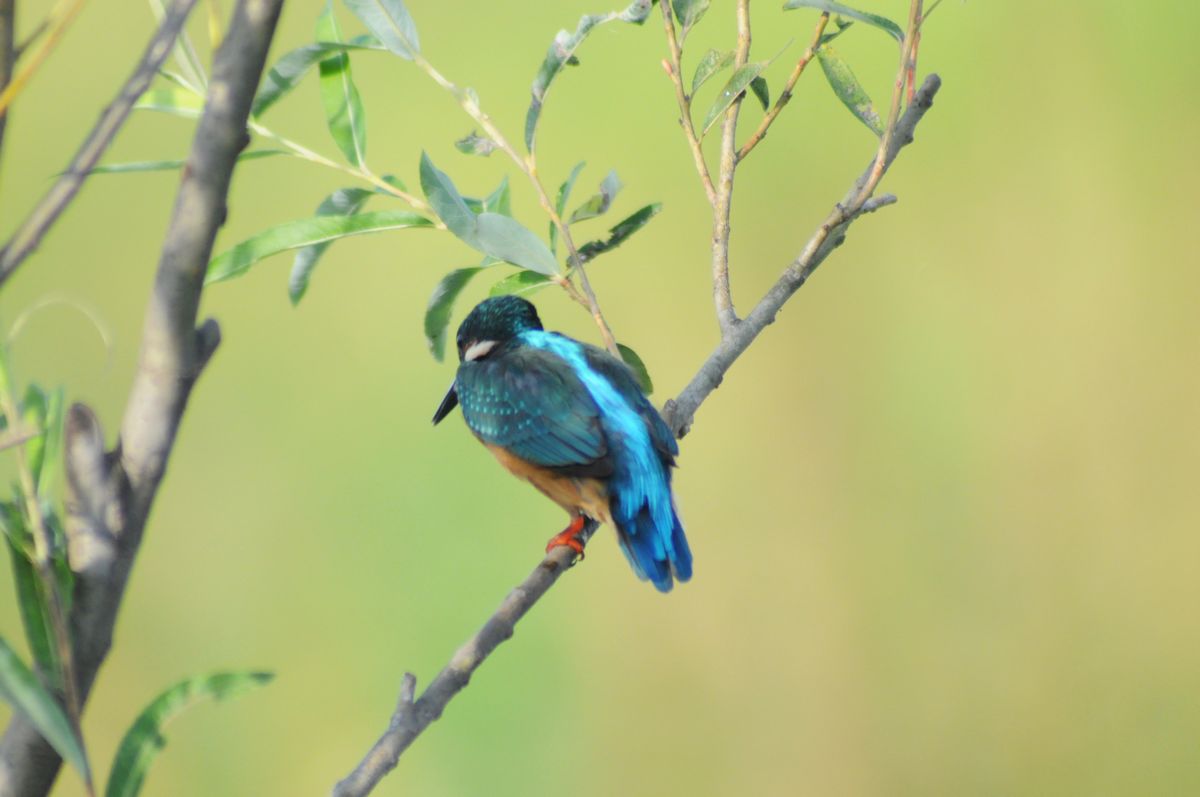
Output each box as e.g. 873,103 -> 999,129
432,295 -> 692,592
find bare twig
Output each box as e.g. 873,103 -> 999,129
0,0 -> 13,165
0,0 -> 284,793
332,526 -> 596,797
737,12 -> 829,161
0,0 -> 199,290
659,1 -> 716,206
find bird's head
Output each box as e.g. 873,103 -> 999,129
453,295 -> 544,363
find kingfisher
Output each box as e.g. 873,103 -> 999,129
432,295 -> 692,592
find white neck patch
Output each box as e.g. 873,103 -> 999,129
463,339 -> 498,362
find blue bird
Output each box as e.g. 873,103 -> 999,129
432,296 -> 692,592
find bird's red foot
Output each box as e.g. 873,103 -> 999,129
546,515 -> 588,563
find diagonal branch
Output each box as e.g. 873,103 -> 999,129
0,0 -> 15,168
0,0 -> 199,291
332,525 -> 596,797
0,0 -> 284,793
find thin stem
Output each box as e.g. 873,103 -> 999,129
0,0 -> 88,115
0,352 -> 93,797
659,1 -> 715,206
0,0 -> 14,178
407,49 -> 620,355
710,0 -> 752,334
738,12 -> 829,161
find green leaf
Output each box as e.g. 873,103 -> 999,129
317,4 -> 368,168
489,270 -> 552,298
37,387 -> 64,498
475,214 -> 560,276
105,672 -> 272,797
289,187 -> 374,305
782,0 -> 904,42
617,343 -> 654,394
568,169 -> 622,224
700,62 -> 766,135
1,505 -> 58,683
0,636 -> 90,784
816,44 -> 883,135
424,268 -> 483,361
134,86 -> 203,118
524,0 -> 654,153
483,176 -> 511,216
749,76 -> 769,110
419,152 -> 478,245
207,211 -> 433,284
670,0 -> 710,37
550,161 -> 586,255
577,203 -> 662,264
252,36 -> 383,118
691,49 -> 733,94
454,130 -> 497,157
86,150 -> 286,175
342,0 -> 420,59
19,384 -> 47,486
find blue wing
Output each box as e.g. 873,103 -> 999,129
455,344 -> 613,478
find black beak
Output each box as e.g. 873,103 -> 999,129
432,380 -> 459,425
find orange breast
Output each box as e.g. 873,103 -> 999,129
484,443 -> 612,525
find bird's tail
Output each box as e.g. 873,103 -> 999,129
615,500 -> 692,593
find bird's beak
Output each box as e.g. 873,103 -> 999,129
432,380 -> 459,425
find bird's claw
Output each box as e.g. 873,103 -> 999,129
546,517 -> 588,565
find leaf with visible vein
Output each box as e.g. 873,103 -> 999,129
207,211 -> 433,284
691,49 -> 733,94
525,0 -> 654,152
342,0 -> 420,59
670,0 -> 710,38
489,270 -> 552,298
783,0 -> 903,42
134,86 -> 204,118
1,506 -> 58,682
289,188 -> 373,305
252,36 -> 383,117
475,214 -> 559,275
700,62 -> 766,135
0,637 -> 89,784
578,203 -> 662,263
419,152 -> 478,245
105,672 -> 272,797
617,343 -> 654,393
317,4 -> 368,168
568,169 -> 622,224
425,268 -> 484,360
86,150 -> 285,175
816,44 -> 883,136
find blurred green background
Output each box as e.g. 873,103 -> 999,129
2,1 -> 1199,794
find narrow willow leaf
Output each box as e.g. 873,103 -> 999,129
489,270 -> 552,298
617,344 -> 654,394
207,211 -> 433,284
782,0 -> 903,42
317,4 -> 368,168
419,152 -> 478,245
700,62 -> 765,135
342,0 -> 420,59
1,506 -> 57,682
105,672 -> 272,797
454,130 -> 497,157
691,49 -> 733,94
0,637 -> 89,783
568,169 -> 622,224
524,0 -> 654,152
670,0 -> 710,37
134,86 -> 203,118
578,203 -> 662,263
550,161 -> 586,255
252,36 -> 382,117
816,44 -> 883,135
86,150 -> 286,175
289,188 -> 373,305
37,387 -> 64,498
19,385 -> 47,485
424,268 -> 483,361
483,176 -> 511,216
749,76 -> 769,110
475,214 -> 559,275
